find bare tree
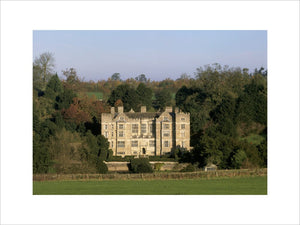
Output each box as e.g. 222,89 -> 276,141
33,52 -> 55,89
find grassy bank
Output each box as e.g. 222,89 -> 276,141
33,175 -> 267,195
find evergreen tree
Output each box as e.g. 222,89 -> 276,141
154,89 -> 172,110
44,74 -> 63,100
136,83 -> 153,110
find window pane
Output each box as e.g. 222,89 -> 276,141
117,141 -> 125,147
117,151 -> 125,155
149,124 -> 153,133
149,140 -> 155,147
141,124 -> 146,133
132,124 -> 138,133
163,124 -> 170,129
163,131 -> 170,137
164,141 -> 169,147
131,141 -> 138,147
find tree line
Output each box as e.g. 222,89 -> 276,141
33,52 -> 267,174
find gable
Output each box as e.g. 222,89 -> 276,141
157,111 -> 173,122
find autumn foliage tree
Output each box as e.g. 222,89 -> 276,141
62,96 -> 109,126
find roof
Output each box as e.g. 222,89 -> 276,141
205,163 -> 217,168
124,112 -> 162,119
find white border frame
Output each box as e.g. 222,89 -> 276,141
1,1 -> 299,224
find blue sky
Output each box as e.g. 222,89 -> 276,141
33,30 -> 267,81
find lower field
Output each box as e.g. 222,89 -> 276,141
33,176 -> 267,195
81,92 -> 103,99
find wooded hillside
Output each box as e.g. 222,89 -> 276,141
33,53 -> 267,174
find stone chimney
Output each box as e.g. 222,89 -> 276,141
118,106 -> 124,113
111,107 -> 115,114
165,106 -> 172,113
141,106 -> 146,113
174,107 -> 179,113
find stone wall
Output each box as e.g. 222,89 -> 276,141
104,161 -> 189,172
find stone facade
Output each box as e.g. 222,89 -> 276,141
101,106 -> 190,156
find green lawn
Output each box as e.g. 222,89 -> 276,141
33,176 -> 267,195
84,92 -> 103,100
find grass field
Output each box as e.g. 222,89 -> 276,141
33,176 -> 267,195
83,92 -> 103,100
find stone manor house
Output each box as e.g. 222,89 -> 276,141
101,106 -> 190,156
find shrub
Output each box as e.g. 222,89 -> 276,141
154,163 -> 164,171
124,156 -> 135,161
148,156 -> 178,162
107,149 -> 114,161
96,160 -> 108,174
180,164 -> 196,172
129,158 -> 153,173
231,149 -> 247,169
107,156 -> 123,161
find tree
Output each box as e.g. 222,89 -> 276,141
136,83 -> 153,110
96,160 -> 108,174
135,74 -> 147,83
111,73 -> 121,81
230,149 -> 247,169
154,89 -> 172,110
200,134 -> 223,166
47,128 -> 84,173
253,67 -> 267,78
44,73 -> 63,100
108,84 -> 139,111
114,99 -> 123,107
61,95 -> 108,128
257,139 -> 267,167
97,135 -> 110,160
83,131 -> 99,163
33,94 -> 56,121
33,52 -> 55,89
33,133 -> 51,173
123,87 -> 140,112
61,103 -> 91,125
175,86 -> 209,134
177,73 -> 190,80
236,74 -> 267,125
210,94 -> 237,137
93,135 -> 110,173
55,89 -> 77,110
33,64 -> 43,92
62,68 -> 81,92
